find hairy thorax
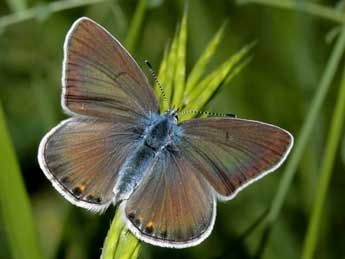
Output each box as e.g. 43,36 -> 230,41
113,111 -> 180,202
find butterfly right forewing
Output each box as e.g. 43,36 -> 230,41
39,17 -> 161,212
62,17 -> 159,120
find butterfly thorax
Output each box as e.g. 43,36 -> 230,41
144,111 -> 177,151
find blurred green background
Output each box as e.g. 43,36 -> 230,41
1,0 -> 345,258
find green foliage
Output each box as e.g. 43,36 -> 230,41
125,0 -> 148,52
237,0 -> 345,23
185,22 -> 226,94
181,42 -> 254,119
0,0 -> 107,32
302,37 -> 345,259
6,0 -> 27,12
155,12 -> 251,120
101,209 -> 140,259
252,10 -> 345,259
0,103 -> 43,259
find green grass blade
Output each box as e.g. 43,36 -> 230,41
185,22 -> 226,95
301,61 -> 345,259
224,57 -> 252,85
162,32 -> 179,111
155,46 -> 169,99
181,42 -> 254,119
171,11 -> 187,108
266,24 -> 345,225
0,102 -> 43,259
0,0 -> 107,31
101,207 -> 140,259
125,0 -> 147,52
237,0 -> 345,24
253,25 -> 345,255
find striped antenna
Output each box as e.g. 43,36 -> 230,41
178,110 -> 237,118
145,60 -> 170,110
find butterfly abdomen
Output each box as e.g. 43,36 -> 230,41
113,144 -> 156,202
113,114 -> 178,203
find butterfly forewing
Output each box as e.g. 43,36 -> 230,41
179,118 -> 293,200
62,17 -> 159,119
38,118 -> 141,212
123,149 -> 215,248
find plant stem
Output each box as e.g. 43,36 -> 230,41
125,0 -> 147,52
101,207 -> 140,259
0,102 -> 43,259
237,0 -> 345,23
266,23 -> 345,227
6,0 -> 27,12
254,22 -> 345,258
301,52 -> 345,259
0,0 -> 106,31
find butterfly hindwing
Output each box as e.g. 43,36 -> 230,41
38,117 -> 142,212
178,117 -> 293,200
123,148 -> 215,248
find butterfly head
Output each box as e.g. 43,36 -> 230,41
165,109 -> 178,123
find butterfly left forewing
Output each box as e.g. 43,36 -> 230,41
123,148 -> 215,248
179,117 -> 293,200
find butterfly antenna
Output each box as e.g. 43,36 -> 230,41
179,110 -> 237,118
145,60 -> 170,109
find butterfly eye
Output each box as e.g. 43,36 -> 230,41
175,114 -> 178,121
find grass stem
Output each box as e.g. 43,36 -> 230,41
237,0 -> 345,23
254,21 -> 345,258
101,207 -> 140,259
0,102 -> 43,259
0,0 -> 106,31
301,48 -> 345,259
125,0 -> 147,52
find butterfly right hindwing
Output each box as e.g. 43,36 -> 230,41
123,148 -> 216,248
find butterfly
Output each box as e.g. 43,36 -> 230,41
38,17 -> 293,248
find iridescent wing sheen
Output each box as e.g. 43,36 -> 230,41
178,118 -> 293,200
123,148 -> 215,248
38,118 -> 141,212
62,17 -> 159,120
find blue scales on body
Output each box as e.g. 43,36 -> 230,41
114,110 -> 181,202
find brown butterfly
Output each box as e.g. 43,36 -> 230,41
38,17 -> 293,248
